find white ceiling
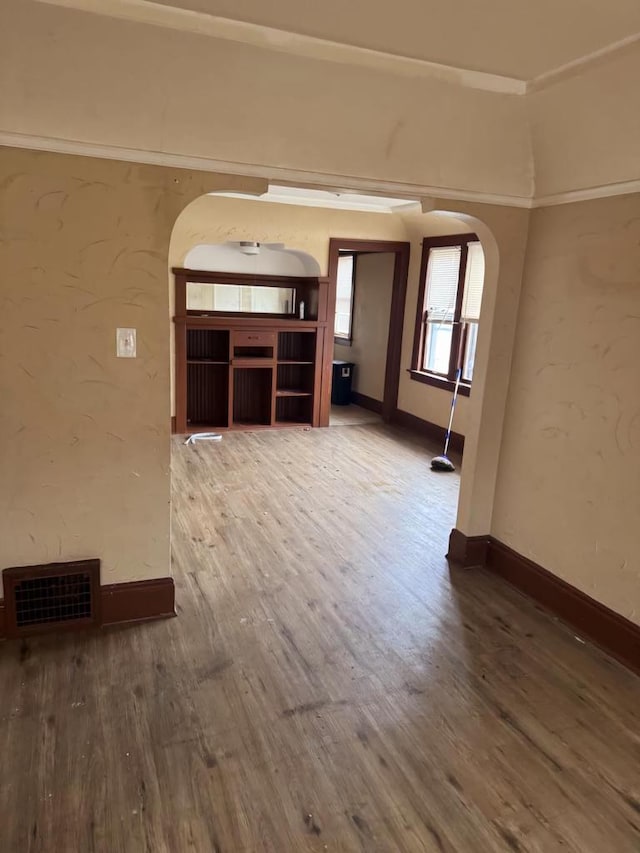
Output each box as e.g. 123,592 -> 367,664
152,0 -> 640,80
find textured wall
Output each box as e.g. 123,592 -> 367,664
0,146 -> 261,593
492,193 -> 640,623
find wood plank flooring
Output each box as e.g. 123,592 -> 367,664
329,404 -> 381,427
1,422 -> 640,851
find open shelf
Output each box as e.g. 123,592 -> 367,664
187,328 -> 229,362
187,362 -> 228,428
277,360 -> 314,365
187,359 -> 229,365
276,394 -> 312,424
233,367 -> 273,426
278,331 -> 316,363
277,362 -> 313,399
234,345 -> 274,359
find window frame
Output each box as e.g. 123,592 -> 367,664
409,233 -> 481,398
334,252 -> 357,345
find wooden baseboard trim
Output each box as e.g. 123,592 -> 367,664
447,528 -> 489,568
101,577 -> 176,627
448,528 -> 640,675
351,391 -> 383,415
0,576 -> 176,639
486,539 -> 640,675
391,408 -> 465,454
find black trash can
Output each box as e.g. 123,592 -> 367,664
331,360 -> 354,405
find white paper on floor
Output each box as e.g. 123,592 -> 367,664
184,432 -> 223,445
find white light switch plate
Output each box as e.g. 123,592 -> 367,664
116,327 -> 136,358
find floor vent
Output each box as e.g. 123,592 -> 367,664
3,559 -> 100,638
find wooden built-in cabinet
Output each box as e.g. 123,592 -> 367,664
173,269 -> 334,433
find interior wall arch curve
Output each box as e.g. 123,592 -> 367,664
184,242 -> 321,276
423,200 -> 530,540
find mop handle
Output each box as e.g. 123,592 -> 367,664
443,368 -> 462,457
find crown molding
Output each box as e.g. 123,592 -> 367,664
531,178 -> 640,208
35,0 -> 526,95
527,31 -> 640,93
3,131 -> 639,209
0,131 -> 534,208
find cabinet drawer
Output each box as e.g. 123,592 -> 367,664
233,330 -> 276,348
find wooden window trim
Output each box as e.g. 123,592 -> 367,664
407,369 -> 471,397
410,232 -> 478,392
334,253 -> 357,345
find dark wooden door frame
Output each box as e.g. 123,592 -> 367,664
326,238 -> 410,423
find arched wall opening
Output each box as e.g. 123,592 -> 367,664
0,144 -> 527,606
166,188 -> 526,561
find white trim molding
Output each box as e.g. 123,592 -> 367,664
527,31 -> 640,93
531,178 -> 640,208
0,131 -> 535,209
2,131 -> 639,210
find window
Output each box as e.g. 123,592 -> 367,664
410,234 -> 484,395
334,253 -> 356,342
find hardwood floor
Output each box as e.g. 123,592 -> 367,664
1,422 -> 640,852
329,404 -> 381,427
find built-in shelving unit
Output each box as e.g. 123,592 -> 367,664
173,269 -> 332,433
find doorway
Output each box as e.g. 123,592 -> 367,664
326,238 -> 410,425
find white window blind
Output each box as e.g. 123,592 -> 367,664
461,241 -> 485,321
335,254 -> 354,337
425,246 -> 461,321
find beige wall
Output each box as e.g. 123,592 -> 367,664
2,0 -> 533,201
169,196 -> 406,276
529,48 -> 640,198
333,253 -> 395,402
492,193 -> 640,624
0,146 -> 263,594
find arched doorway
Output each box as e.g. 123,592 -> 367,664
165,188 -> 517,571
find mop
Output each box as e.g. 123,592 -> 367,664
430,368 -> 462,472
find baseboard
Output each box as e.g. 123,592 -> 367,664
351,391 -> 383,414
171,416 -> 176,434
391,408 -> 465,454
101,578 -> 176,627
448,528 -> 640,676
486,539 -> 640,676
447,528 -> 489,568
0,577 -> 175,639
